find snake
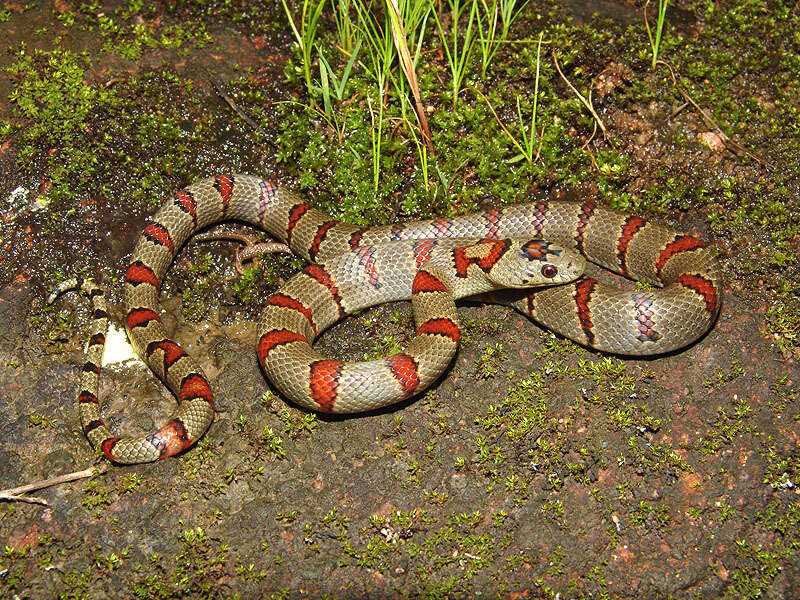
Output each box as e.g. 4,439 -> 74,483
50,174 -> 722,464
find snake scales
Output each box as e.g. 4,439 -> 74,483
51,174 -> 722,464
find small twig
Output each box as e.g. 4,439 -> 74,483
0,494 -> 48,505
582,118 -> 599,171
643,0 -> 653,47
552,50 -> 607,136
669,100 -> 689,119
463,553 -> 482,561
659,60 -> 774,169
0,465 -> 107,505
208,76 -> 265,134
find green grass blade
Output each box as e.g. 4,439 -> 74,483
338,38 -> 362,97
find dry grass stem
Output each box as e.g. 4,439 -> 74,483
0,465 -> 107,505
552,50 -> 607,136
385,0 -> 434,155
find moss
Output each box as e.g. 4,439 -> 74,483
232,265 -> 269,304
278,408 -> 318,438
51,1 -> 211,60
181,437 -> 216,481
128,527 -> 230,599
26,413 -> 56,428
364,334 -> 402,360
698,397 -> 755,456
727,539 -> 790,600
2,47 -> 219,286
474,342 -> 506,378
630,499 -> 672,530
6,48 -> 118,205
259,426 -> 286,458
759,435 -> 800,490
764,302 -> 800,358
475,373 -> 548,440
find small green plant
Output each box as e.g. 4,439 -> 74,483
315,38 -> 362,117
631,500 -> 672,530
118,473 -> 143,494
434,0 -> 480,107
365,92 -> 385,196
645,0 -> 669,69
476,0 -> 528,76
280,0 -> 327,97
280,407 -> 319,436
27,413 -> 56,428
364,335 -> 402,359
477,31 -> 544,165
332,0 -> 357,52
353,0 -> 396,92
475,342 -> 506,378
261,426 -> 286,458
232,266 -> 262,304
352,1 -> 395,195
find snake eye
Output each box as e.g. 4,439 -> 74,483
541,264 -> 557,278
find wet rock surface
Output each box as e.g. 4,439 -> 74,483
1,1 -> 799,599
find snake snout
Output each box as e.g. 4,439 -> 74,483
565,254 -> 587,279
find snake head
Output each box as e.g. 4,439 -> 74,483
494,238 -> 585,288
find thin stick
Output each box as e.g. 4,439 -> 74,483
552,50 -> 607,136
669,100 -> 689,119
643,0 -> 653,54
0,493 -> 48,505
208,77 -> 265,134
0,465 -> 107,505
659,61 -> 773,169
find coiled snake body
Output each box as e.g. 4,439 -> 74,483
51,174 -> 721,464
